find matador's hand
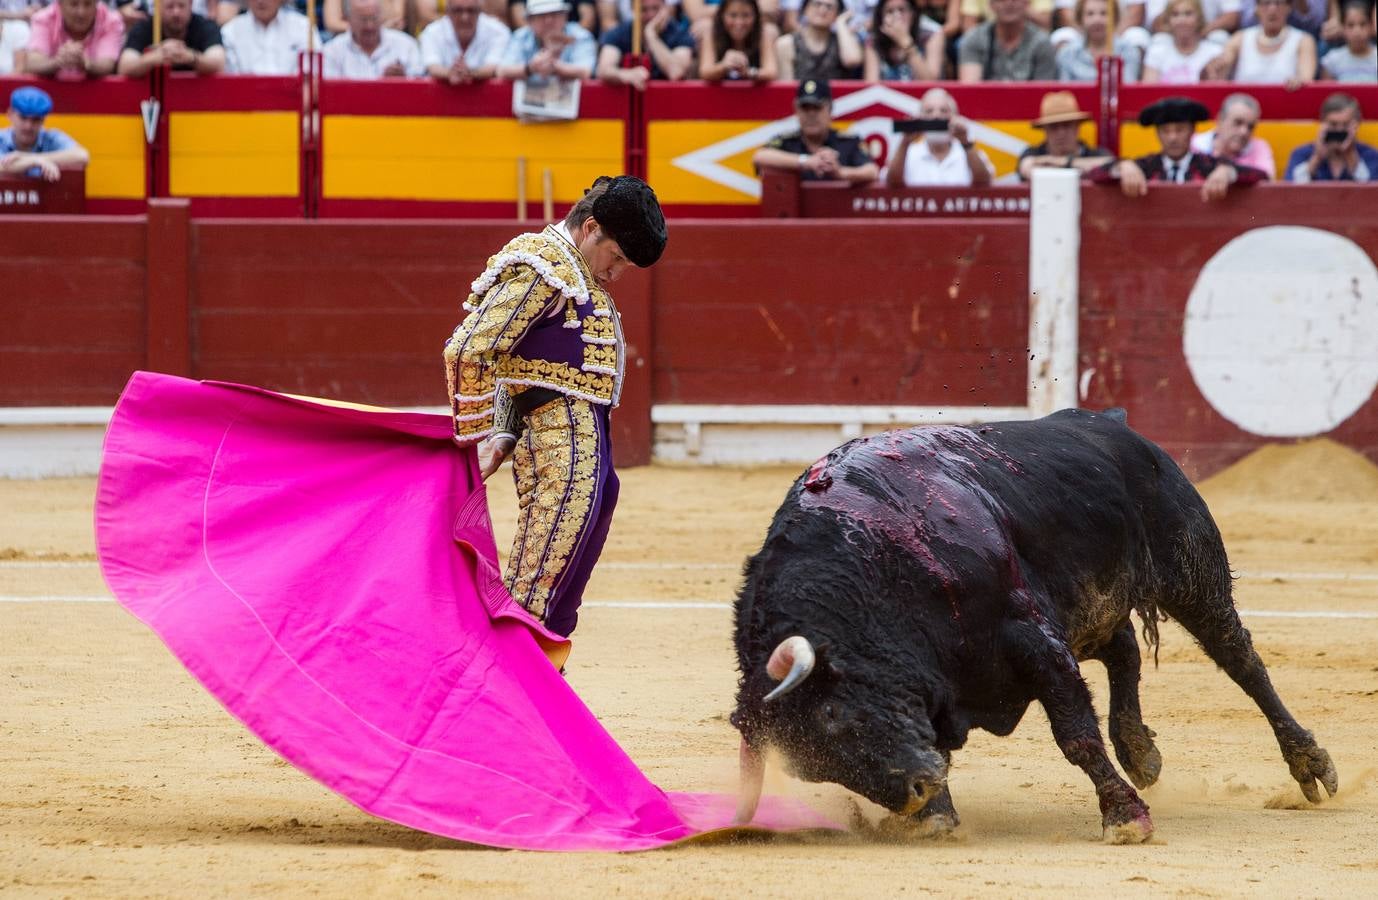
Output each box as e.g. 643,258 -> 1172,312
477,435 -> 517,480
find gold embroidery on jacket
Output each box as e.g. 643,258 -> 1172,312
443,230 -> 623,442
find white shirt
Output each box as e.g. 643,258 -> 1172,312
900,138 -> 993,187
1144,39 -> 1222,83
1159,152 -> 1193,183
222,9 -> 313,76
418,14 -> 510,72
322,29 -> 422,79
1233,25 -> 1305,84
0,19 -> 29,75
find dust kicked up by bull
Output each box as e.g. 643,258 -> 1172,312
730,408 -> 1339,844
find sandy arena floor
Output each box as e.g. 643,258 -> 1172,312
2,440 -> 1377,898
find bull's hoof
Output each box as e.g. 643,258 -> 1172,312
1286,745 -> 1339,804
1125,743 -> 1163,791
913,812 -> 960,839
1102,813 -> 1154,845
875,812 -> 959,842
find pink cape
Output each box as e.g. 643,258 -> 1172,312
95,373 -> 834,851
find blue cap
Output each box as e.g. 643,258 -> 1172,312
10,86 -> 54,119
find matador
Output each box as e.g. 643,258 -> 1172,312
443,175 -> 667,638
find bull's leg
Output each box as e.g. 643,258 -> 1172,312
1092,623 -> 1162,790
1007,619 -> 1153,844
1160,591 -> 1338,803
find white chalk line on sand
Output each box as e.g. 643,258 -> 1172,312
0,594 -> 1375,619
5,560 -> 1378,583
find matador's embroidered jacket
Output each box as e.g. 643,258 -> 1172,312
444,225 -> 625,443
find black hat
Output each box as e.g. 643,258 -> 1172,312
796,78 -> 831,106
591,175 -> 667,269
1138,96 -> 1210,127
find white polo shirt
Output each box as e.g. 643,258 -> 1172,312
901,138 -> 993,187
418,13 -> 510,71
222,9 -> 312,75
322,29 -> 423,79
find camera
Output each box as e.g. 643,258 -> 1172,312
894,118 -> 950,134
1323,129 -> 1350,144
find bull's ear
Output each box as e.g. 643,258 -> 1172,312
827,659 -> 845,679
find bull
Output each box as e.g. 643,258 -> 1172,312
730,408 -> 1338,843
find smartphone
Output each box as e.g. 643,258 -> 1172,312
1323,129 -> 1350,143
893,118 -> 951,134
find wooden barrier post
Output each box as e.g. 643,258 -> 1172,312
542,168 -> 554,222
145,198 -> 193,377
516,157 -> 527,220
1027,169 -> 1081,416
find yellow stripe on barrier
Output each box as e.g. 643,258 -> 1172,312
321,116 -> 624,201
169,111 -> 300,197
43,114 -> 145,200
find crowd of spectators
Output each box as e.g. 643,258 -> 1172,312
0,0 -> 1370,83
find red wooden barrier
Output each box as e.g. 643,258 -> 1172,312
0,170 -> 85,213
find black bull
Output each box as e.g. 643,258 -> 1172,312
731,408 -> 1338,843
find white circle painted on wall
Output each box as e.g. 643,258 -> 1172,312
1183,226 -> 1378,438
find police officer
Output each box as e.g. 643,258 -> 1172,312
752,78 -> 878,185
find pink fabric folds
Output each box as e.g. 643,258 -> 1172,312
96,372 -> 833,851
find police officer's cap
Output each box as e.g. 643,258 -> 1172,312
796,79 -> 832,107
1138,96 -> 1210,128
591,175 -> 668,269
9,86 -> 54,119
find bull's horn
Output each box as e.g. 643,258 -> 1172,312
735,737 -> 765,826
763,635 -> 816,702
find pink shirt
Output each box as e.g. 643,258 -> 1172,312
24,3 -> 124,77
1191,132 -> 1277,181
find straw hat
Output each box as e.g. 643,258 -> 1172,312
1032,91 -> 1092,128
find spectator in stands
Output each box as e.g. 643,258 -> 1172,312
1,16 -> 31,76
22,0 -> 124,77
1284,91 -> 1378,182
495,0 -> 596,80
1143,0 -> 1238,37
323,0 -> 439,36
961,0 -> 1055,31
322,0 -> 421,76
117,0 -> 226,75
1205,0 -> 1316,85
777,0 -> 864,79
1054,0 -> 1146,80
1141,0 -> 1222,81
0,85 -> 89,181
1190,92 -> 1275,179
421,0 -> 509,83
958,0 -> 1058,81
1320,0 -> 1375,80
1055,0 -> 1144,27
687,0 -> 780,30
511,0 -> 597,32
753,78 -> 879,183
1238,0 -> 1325,36
864,0 -> 944,80
887,87 -> 995,185
596,0 -> 694,89
1017,90 -> 1112,179
222,0 -> 312,74
698,0 -> 777,81
1097,96 -> 1264,200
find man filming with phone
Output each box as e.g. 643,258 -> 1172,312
1284,92 -> 1378,184
886,87 -> 994,188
